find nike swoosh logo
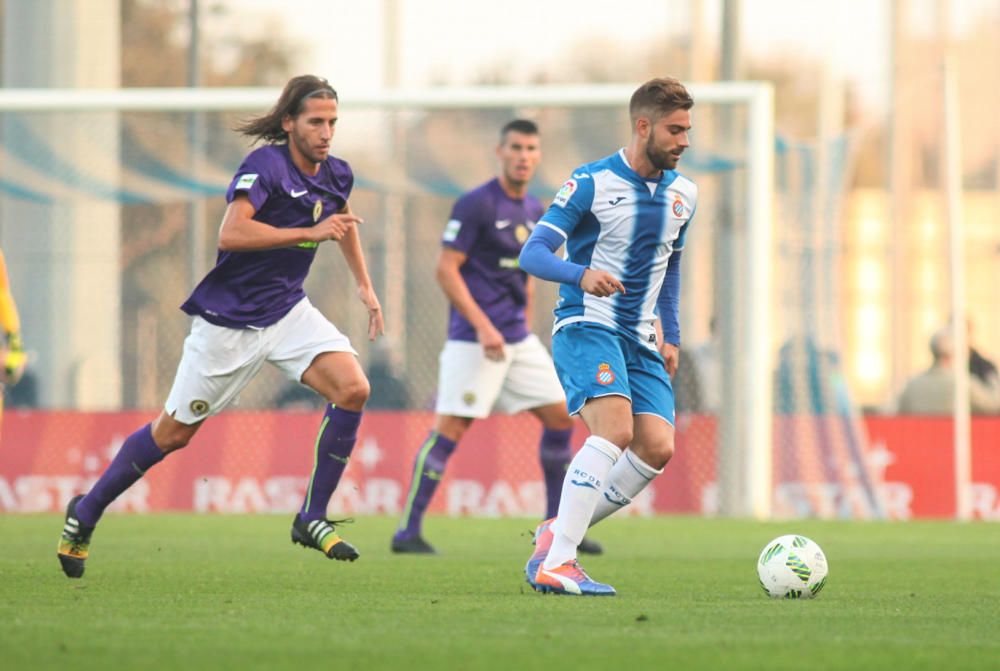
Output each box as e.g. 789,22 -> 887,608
608,196 -> 626,206
571,479 -> 598,490
327,453 -> 350,464
495,219 -> 512,229
290,189 -> 308,197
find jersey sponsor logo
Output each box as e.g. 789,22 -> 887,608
498,256 -> 520,269
596,362 -> 616,385
235,173 -> 259,189
443,219 -> 462,242
553,179 -> 577,208
672,196 -> 685,217
608,196 -> 626,206
290,188 -> 308,198
297,241 -> 319,249
495,219 -> 512,229
189,399 -> 210,417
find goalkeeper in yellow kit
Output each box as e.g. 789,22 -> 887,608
1,247 -> 27,440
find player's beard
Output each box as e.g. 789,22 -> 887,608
291,131 -> 325,166
645,131 -> 679,171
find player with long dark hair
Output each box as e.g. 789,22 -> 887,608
57,75 -> 384,578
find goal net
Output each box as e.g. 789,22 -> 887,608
0,83 -> 885,519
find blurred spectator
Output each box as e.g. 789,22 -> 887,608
967,319 -> 999,388
366,343 -> 409,410
897,328 -> 1000,415
673,345 -> 704,414
688,317 -> 720,414
774,335 -> 853,415
5,369 -> 38,408
274,383 -> 325,412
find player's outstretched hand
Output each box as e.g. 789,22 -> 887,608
308,213 -> 363,242
580,268 -> 626,298
476,322 -> 506,362
357,286 -> 384,341
659,342 -> 679,378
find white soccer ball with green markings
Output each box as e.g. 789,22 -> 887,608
757,534 -> 828,599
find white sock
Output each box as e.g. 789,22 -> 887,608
588,449 -> 662,527
542,435 -> 622,569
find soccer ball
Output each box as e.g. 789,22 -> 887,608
756,534 -> 828,599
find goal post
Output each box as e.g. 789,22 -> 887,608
0,82 -> 775,518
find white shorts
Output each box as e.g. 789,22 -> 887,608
165,297 -> 356,424
435,334 -> 566,418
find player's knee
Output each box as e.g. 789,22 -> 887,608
645,439 -> 674,470
336,377 -> 371,409
155,427 -> 193,453
151,414 -> 197,453
601,427 -> 633,449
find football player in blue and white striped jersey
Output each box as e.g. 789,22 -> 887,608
519,77 -> 696,596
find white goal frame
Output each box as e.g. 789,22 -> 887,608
0,82 -> 775,518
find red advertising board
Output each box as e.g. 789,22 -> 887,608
1,410 -> 998,519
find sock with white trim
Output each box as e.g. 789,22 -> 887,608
588,448 -> 663,527
542,435 -> 621,569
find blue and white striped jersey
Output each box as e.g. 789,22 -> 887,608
538,149 -> 697,349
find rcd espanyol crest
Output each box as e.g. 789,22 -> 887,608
595,363 -> 615,385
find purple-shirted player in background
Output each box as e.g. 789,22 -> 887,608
391,120 -> 602,555
57,75 -> 384,578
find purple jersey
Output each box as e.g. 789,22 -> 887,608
181,144 -> 354,328
442,178 -> 544,343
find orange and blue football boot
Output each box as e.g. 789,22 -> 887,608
291,514 -> 359,561
533,559 -> 616,596
524,518 -> 554,587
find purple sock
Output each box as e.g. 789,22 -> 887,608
299,405 -> 362,522
539,427 -> 573,519
394,431 -> 457,540
75,423 -> 165,526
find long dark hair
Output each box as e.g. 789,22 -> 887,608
235,75 -> 338,144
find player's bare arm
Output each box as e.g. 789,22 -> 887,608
218,194 -> 362,251
436,248 -> 505,361
334,202 -> 384,341
579,268 -> 626,298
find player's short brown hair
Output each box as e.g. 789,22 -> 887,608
629,77 -> 694,124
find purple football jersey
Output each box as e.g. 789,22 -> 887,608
442,178 -> 544,343
181,144 -> 354,328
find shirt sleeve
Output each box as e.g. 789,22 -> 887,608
441,192 -> 482,254
226,150 -> 274,212
537,169 -> 595,239
519,225 -> 587,286
657,250 -> 682,345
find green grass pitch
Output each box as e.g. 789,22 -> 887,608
2,515 -> 998,670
